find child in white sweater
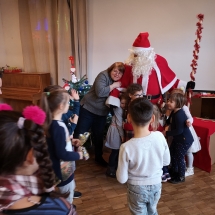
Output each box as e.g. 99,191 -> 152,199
117,98 -> 170,215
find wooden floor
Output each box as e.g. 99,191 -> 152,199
74,147 -> 215,215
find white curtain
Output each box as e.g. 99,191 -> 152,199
18,0 -> 87,85
69,0 -> 87,79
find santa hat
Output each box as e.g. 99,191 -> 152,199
132,32 -> 152,52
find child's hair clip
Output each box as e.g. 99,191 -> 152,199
17,117 -> 25,129
0,103 -> 13,111
22,105 -> 46,125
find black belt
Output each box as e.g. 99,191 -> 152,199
143,94 -> 160,100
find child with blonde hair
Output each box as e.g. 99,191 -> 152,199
40,89 -> 83,203
43,85 -> 80,137
43,85 -> 82,198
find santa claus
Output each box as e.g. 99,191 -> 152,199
106,32 -> 194,107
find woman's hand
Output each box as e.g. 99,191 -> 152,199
70,89 -> 79,100
110,81 -> 121,91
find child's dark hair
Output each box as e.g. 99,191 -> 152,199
40,89 -> 69,133
0,111 -> 58,193
119,92 -> 129,102
128,98 -> 153,126
169,92 -> 186,108
126,83 -> 143,95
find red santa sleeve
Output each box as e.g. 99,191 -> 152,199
155,55 -> 187,94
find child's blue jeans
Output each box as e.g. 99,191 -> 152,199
127,183 -> 162,215
162,166 -> 169,174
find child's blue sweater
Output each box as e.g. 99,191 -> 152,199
47,120 -> 80,187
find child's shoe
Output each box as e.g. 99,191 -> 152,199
106,167 -> 116,178
161,175 -> 167,182
165,173 -> 171,180
169,176 -> 185,184
73,191 -> 82,199
185,167 -> 194,177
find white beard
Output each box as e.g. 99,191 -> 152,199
125,49 -> 157,78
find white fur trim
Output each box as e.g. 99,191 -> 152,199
177,80 -> 187,93
162,76 -> 177,93
133,76 -> 137,83
131,47 -> 152,52
142,73 -> 149,95
64,86 -> 70,90
116,87 -> 127,92
17,117 -> 25,129
70,68 -> 76,72
105,96 -> 120,107
153,63 -> 177,94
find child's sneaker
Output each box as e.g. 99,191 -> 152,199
162,175 -> 167,182
185,167 -> 194,177
170,176 -> 185,184
165,173 -> 171,180
73,191 -> 82,199
106,167 -> 116,178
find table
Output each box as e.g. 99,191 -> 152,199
193,117 -> 215,172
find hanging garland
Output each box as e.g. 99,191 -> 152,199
187,14 -> 204,107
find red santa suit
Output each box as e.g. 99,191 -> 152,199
106,32 -> 187,107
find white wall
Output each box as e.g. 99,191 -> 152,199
87,0 -> 215,90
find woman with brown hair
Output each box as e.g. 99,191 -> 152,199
73,62 -> 125,166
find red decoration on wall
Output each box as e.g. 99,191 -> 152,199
190,14 -> 204,82
187,14 -> 204,107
